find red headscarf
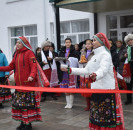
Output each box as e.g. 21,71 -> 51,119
17,36 -> 49,87
94,32 -> 110,50
18,36 -> 32,50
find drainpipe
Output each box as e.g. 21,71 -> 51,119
54,4 -> 61,51
94,13 -> 98,34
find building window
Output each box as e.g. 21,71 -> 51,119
120,15 -> 133,28
109,31 -> 117,42
107,15 -> 117,29
10,25 -> 38,54
60,19 -> 90,45
71,19 -> 89,33
67,35 -> 77,44
106,15 -> 117,42
78,34 -> 90,43
60,22 -> 70,33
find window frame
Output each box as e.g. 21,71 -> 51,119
60,19 -> 90,45
9,24 -> 38,55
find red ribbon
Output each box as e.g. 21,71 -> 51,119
0,85 -> 133,94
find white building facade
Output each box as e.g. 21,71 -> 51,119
98,9 -> 133,42
0,0 -> 94,62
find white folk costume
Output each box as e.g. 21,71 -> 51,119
69,33 -> 125,130
41,50 -> 58,87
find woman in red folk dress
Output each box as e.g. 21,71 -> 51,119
0,36 -> 49,130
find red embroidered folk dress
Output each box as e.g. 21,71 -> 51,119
0,47 -> 42,124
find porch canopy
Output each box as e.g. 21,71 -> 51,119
50,0 -> 133,13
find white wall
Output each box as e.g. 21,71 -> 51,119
0,0 -> 47,61
0,0 -> 94,62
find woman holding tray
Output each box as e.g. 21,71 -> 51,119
61,33 -> 125,130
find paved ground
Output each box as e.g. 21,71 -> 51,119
0,94 -> 132,130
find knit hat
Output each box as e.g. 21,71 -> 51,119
124,34 -> 133,44
93,32 -> 110,51
41,41 -> 51,49
17,36 -> 32,50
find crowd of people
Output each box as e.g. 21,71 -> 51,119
0,33 -> 132,130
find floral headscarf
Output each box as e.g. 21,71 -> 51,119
93,32 -> 110,52
17,36 -> 32,50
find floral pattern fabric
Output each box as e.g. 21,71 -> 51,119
12,91 -> 42,124
90,93 -> 116,127
12,91 -> 36,109
0,77 -> 11,103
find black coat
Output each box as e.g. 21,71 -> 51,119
36,51 -> 53,69
117,45 -> 127,75
58,45 -> 79,82
59,45 -> 79,59
110,45 -> 119,70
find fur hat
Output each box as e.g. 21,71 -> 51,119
41,41 -> 51,49
124,34 -> 133,43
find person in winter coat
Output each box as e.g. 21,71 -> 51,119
59,38 -> 79,109
37,41 -> 57,101
35,47 -> 41,58
0,37 -> 43,130
115,40 -> 126,75
74,43 -> 80,60
61,33 -> 125,130
124,34 -> 133,105
0,49 -> 11,108
108,39 -> 119,70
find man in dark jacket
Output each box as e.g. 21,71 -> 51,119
115,40 -> 126,75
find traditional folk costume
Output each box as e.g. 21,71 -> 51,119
79,48 -> 94,111
59,46 -> 79,108
0,50 -> 11,108
124,34 -> 133,105
41,50 -> 58,88
69,33 -> 125,130
37,41 -> 58,101
0,36 -> 49,130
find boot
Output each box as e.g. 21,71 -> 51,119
41,96 -> 46,102
68,94 -> 74,109
51,93 -> 58,100
0,103 -> 4,109
84,98 -> 90,111
125,100 -> 132,105
64,95 -> 70,108
16,122 -> 25,130
22,123 -> 32,130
